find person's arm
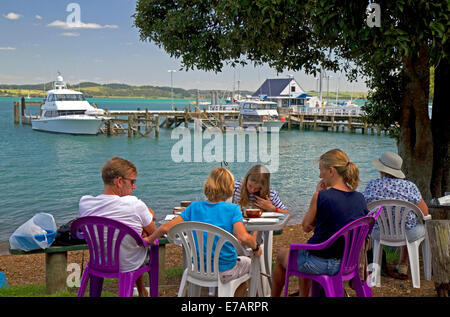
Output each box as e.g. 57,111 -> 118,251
416,198 -> 429,216
144,216 -> 184,245
233,222 -> 262,257
302,191 -> 319,233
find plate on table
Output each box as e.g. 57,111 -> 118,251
261,212 -> 284,218
246,218 -> 279,224
164,214 -> 177,221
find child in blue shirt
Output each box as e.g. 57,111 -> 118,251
145,167 -> 261,296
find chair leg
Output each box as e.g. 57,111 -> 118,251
311,281 -> 325,297
323,277 -> 344,297
149,244 -> 159,297
177,269 -> 188,297
352,276 -> 372,297
372,240 -> 382,287
77,271 -> 90,297
406,240 -> 421,288
89,276 -> 104,297
118,273 -> 134,297
422,237 -> 432,281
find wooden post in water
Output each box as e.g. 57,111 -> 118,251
313,114 -> 317,131
128,115 -> 132,137
348,116 -> 352,133
155,115 -> 159,137
21,97 -> 26,121
14,102 -> 20,124
184,107 -> 188,128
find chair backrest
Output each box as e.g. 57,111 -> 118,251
367,199 -> 424,242
295,216 -> 375,278
71,216 -> 146,273
167,221 -> 246,282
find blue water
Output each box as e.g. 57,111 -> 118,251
0,97 -> 395,253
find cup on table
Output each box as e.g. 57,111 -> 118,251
173,206 -> 185,215
180,201 -> 192,207
245,208 -> 262,218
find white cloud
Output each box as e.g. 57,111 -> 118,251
0,46 -> 16,50
35,15 -> 42,20
3,12 -> 22,20
47,20 -> 118,30
61,32 -> 80,37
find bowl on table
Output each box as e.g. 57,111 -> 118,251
245,208 -> 262,218
173,207 -> 186,215
180,201 -> 192,207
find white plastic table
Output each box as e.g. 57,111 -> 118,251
244,213 -> 291,297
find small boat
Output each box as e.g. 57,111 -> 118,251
31,74 -> 106,135
236,99 -> 286,132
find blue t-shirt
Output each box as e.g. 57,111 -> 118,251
308,188 -> 369,259
180,201 -> 244,271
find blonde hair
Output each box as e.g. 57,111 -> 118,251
101,156 -> 137,185
239,165 -> 270,208
203,168 -> 235,202
319,149 -> 360,190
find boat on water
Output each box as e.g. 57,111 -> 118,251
31,74 -> 106,135
234,99 -> 286,132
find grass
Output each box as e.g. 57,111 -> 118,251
0,267 -> 185,297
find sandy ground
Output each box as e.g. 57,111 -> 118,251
0,224 -> 437,297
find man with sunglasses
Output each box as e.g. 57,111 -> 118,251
78,156 -> 156,296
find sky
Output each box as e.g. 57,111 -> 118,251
0,0 -> 368,93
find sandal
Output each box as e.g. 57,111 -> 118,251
386,265 -> 408,280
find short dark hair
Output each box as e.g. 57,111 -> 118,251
101,156 -> 137,185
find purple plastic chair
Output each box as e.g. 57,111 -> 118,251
71,216 -> 159,297
284,215 -> 375,297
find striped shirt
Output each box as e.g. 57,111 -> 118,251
232,180 -> 287,210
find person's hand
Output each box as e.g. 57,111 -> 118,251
253,245 -> 262,257
143,235 -> 157,245
254,195 -> 275,212
316,180 -> 327,192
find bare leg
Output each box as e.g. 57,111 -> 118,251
234,281 -> 248,297
271,248 -> 289,297
136,274 -> 148,297
299,277 -> 311,297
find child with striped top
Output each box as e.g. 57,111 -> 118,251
232,165 -> 289,214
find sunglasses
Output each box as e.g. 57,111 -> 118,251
122,177 -> 136,186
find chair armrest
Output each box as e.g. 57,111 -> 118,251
289,242 -> 328,252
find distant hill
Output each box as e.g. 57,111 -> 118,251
0,82 -> 254,99
0,81 -> 367,100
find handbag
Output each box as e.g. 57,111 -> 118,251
53,219 -> 86,246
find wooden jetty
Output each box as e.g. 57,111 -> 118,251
13,98 -> 387,137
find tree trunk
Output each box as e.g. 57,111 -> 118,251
398,46 -> 433,200
431,46 -> 450,198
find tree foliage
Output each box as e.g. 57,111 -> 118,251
134,0 -> 450,197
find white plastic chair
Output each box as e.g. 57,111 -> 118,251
167,221 -> 252,297
367,199 -> 432,288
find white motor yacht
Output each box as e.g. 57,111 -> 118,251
31,75 -> 105,135
236,99 -> 286,132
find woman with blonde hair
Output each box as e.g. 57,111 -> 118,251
271,149 -> 369,297
233,164 -> 289,214
145,167 -> 261,296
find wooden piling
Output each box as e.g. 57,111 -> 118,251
14,102 -> 20,124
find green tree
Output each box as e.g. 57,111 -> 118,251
134,0 -> 449,198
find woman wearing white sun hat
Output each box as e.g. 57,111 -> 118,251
364,151 -> 429,278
